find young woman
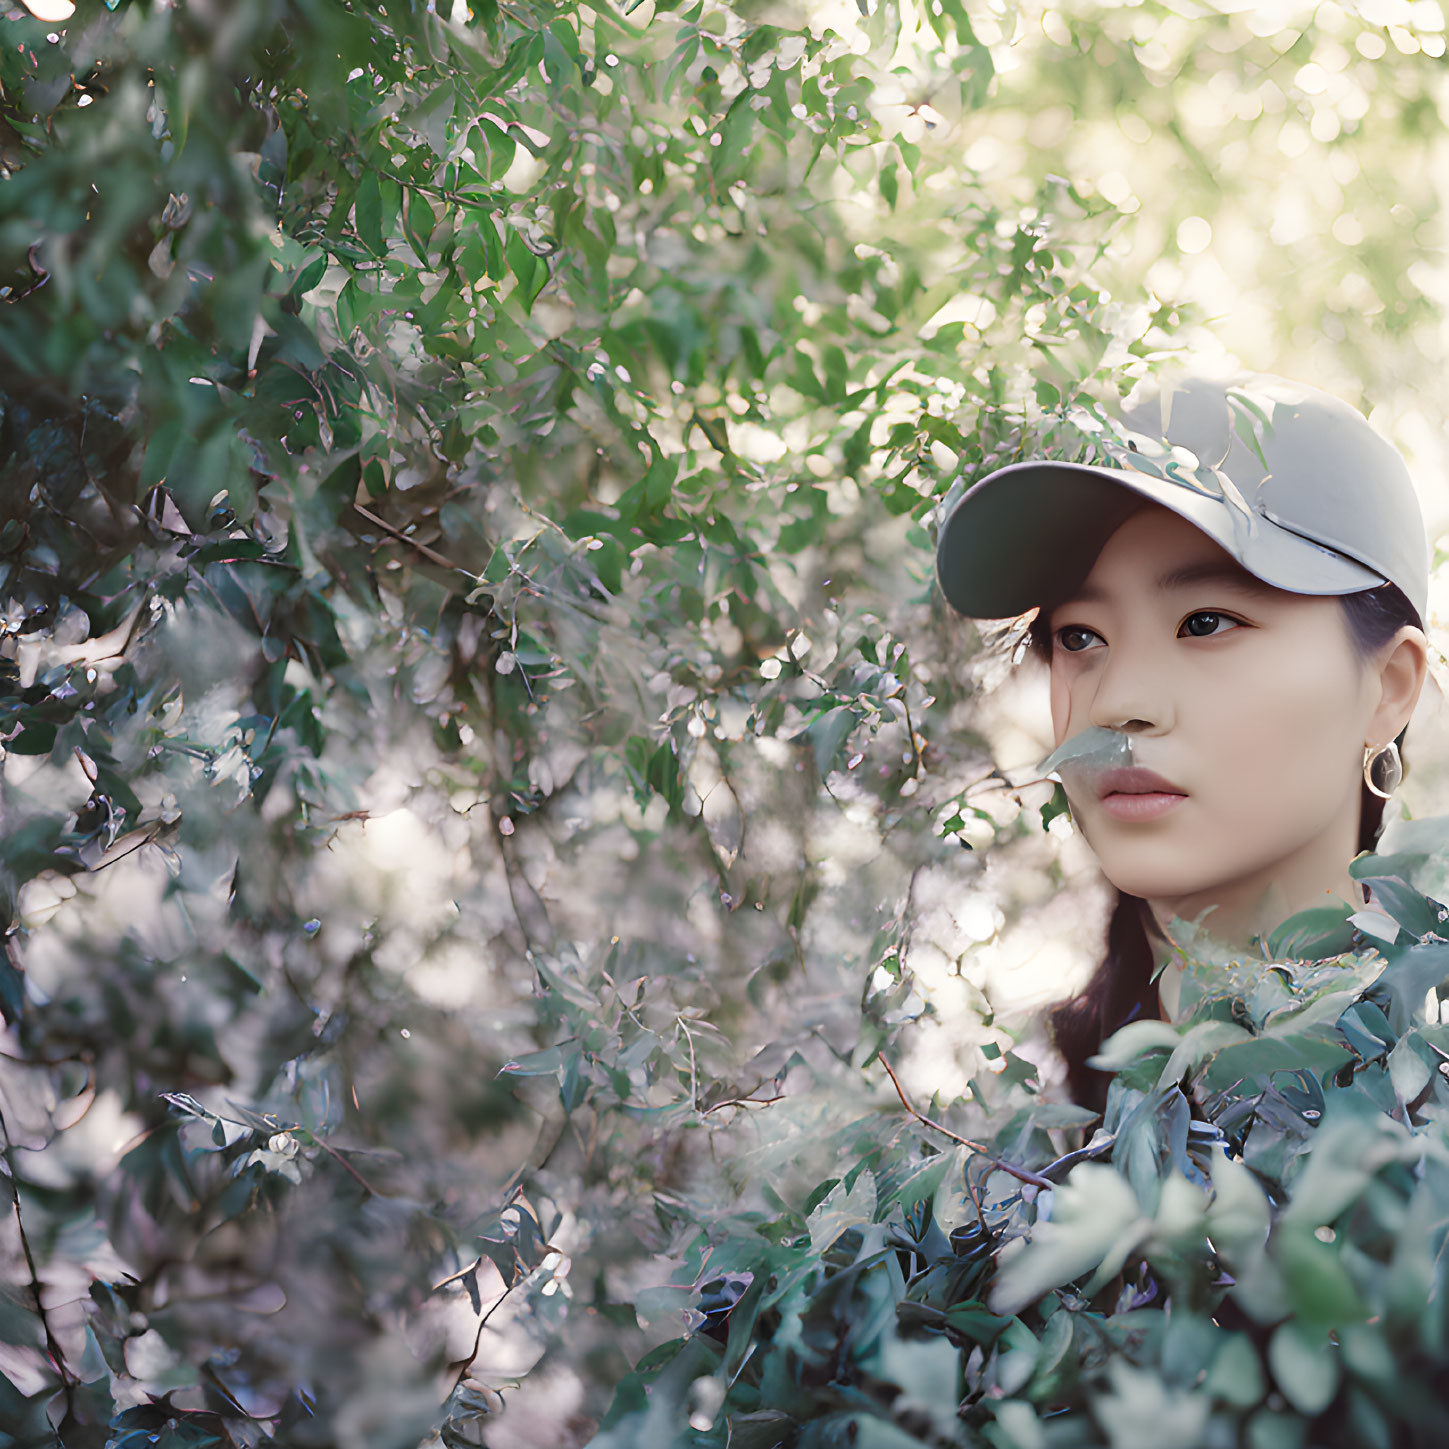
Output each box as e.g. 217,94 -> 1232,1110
935,375 -> 1431,1107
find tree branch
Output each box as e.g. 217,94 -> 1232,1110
0,1106 -> 75,1402
878,1053 -> 1054,1190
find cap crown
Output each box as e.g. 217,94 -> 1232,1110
1113,375 -> 1427,620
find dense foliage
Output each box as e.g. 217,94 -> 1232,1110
593,840 -> 1449,1448
0,0 -> 1445,1445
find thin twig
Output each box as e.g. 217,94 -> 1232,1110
0,1106 -> 75,1402
961,1155 -> 986,1224
701,1093 -> 787,1115
448,1277 -> 521,1390
897,689 -> 923,783
353,502 -> 465,573
87,823 -> 165,873
878,1053 -> 1054,1190
307,1135 -> 381,1197
199,1362 -> 282,1423
1037,1128 -> 1113,1182
677,1017 -> 699,1114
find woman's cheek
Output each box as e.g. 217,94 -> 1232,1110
1201,685 -> 1354,839
1048,665 -> 1077,745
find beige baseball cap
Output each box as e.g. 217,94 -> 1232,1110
935,374 -> 1428,622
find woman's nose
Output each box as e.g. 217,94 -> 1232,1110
1087,648 -> 1174,735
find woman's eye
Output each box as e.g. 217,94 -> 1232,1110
1179,610 -> 1239,639
1055,625 -> 1104,653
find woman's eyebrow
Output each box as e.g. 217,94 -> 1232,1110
1155,561 -> 1272,594
1054,560 -> 1269,611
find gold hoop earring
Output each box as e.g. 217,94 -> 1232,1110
1363,741 -> 1403,800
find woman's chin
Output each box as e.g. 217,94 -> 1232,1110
1090,858 -> 1217,908
1076,806 -> 1231,905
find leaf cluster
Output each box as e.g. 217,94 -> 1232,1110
595,869 -> 1449,1449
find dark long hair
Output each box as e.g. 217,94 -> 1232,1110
1040,584 -> 1424,1110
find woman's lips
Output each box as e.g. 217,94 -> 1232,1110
1095,767 -> 1187,823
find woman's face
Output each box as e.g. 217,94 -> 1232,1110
1045,504 -> 1383,930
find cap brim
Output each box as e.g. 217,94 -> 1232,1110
935,460 -> 1385,619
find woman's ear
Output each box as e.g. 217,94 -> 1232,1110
1367,625 -> 1430,745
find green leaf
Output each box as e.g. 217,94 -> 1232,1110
988,1165 -> 1145,1315
504,230 -> 548,312
1337,999 -> 1395,1063
355,170 -> 384,254
499,1042 -> 576,1077
806,1172 -> 876,1254
1205,1152 -> 1270,1272
1265,902 -> 1358,960
1356,875 -> 1442,939
802,705 -> 859,778
1275,1225 -> 1364,1325
1040,783 -> 1070,831
1267,1322 -> 1339,1415
1089,1019 -> 1181,1073
879,156 -> 898,210
1205,1333 -> 1264,1409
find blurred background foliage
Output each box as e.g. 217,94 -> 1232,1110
0,0 -> 1445,1444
